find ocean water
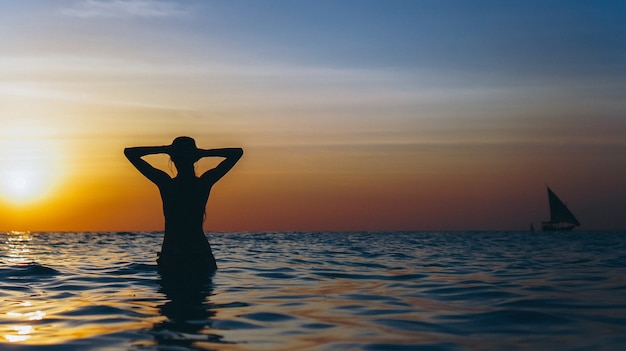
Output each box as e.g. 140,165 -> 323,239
0,231 -> 625,351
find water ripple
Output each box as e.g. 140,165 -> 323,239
0,231 -> 625,350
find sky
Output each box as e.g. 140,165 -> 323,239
0,0 -> 625,232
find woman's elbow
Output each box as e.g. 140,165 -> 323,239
231,148 -> 243,159
123,148 -> 137,159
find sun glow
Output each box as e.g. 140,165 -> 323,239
0,122 -> 64,205
1,170 -> 44,203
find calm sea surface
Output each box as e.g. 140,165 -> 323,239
0,231 -> 625,351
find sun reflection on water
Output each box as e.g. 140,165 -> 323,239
0,232 -> 164,346
4,325 -> 33,343
1,300 -> 47,343
5,231 -> 33,264
2,232 -> 41,344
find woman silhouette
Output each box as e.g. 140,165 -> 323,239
124,136 -> 243,273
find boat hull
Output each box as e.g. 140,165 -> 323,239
541,222 -> 577,231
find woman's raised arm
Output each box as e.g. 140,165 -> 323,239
198,148 -> 244,183
124,146 -> 171,185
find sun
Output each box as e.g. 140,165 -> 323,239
0,132 -> 63,205
1,169 -> 48,204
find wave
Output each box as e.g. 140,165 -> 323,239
0,262 -> 60,279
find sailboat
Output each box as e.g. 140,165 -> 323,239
541,186 -> 580,231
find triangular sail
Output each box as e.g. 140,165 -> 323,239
547,187 -> 580,226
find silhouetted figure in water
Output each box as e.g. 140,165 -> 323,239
154,274 -> 224,346
124,136 -> 243,274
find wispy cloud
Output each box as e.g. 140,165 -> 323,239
60,0 -> 191,19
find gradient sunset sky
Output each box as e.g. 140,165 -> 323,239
1,0 -> 625,232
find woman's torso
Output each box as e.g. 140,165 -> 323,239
158,176 -> 212,256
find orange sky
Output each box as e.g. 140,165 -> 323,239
1,1 -> 625,231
